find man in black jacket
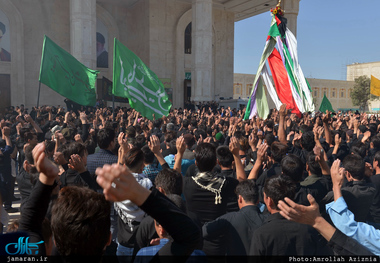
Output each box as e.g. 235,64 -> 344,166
203,180 -> 267,255
249,175 -> 331,256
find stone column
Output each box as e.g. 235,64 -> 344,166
191,0 -> 213,102
70,0 -> 96,68
283,0 -> 300,37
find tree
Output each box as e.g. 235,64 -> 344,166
351,75 -> 378,112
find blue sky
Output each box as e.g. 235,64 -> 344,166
234,0 -> 380,80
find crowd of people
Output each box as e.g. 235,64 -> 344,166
0,101 -> 379,262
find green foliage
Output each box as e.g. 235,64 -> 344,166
351,75 -> 378,111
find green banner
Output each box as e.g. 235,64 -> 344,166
319,94 -> 335,113
39,35 -> 98,106
112,38 -> 172,120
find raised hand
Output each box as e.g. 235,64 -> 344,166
33,142 -> 59,184
68,154 -> 86,173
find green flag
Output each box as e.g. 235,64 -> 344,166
112,38 -> 172,120
319,94 -> 334,113
39,35 -> 98,106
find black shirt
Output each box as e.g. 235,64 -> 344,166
203,205 -> 267,255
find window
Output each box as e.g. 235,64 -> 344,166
185,23 -> 192,54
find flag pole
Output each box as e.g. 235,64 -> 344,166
37,81 -> 42,108
112,94 -> 115,121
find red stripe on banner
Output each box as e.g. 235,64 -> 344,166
268,48 -> 301,117
275,16 -> 281,26
266,35 -> 270,41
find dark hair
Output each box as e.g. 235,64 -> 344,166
124,147 -> 144,171
270,142 -> 288,163
97,128 -> 115,149
141,145 -> 155,164
51,186 -> 111,256
84,139 -> 97,155
216,145 -> 233,168
155,168 -> 183,195
264,133 -> 276,147
235,180 -> 259,204
182,119 -> 189,129
24,131 -> 37,142
153,119 -> 162,128
351,142 -> 367,158
45,140 -> 56,153
306,153 -> 322,175
343,154 -> 365,180
371,135 -> 380,149
300,131 -> 315,152
66,142 -> 87,160
134,134 -> 146,149
166,194 -> 186,213
125,126 -> 136,138
195,143 -> 216,172
281,154 -> 304,182
374,151 -> 380,165
264,175 -> 297,209
164,131 -> 177,143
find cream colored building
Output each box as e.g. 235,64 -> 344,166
347,61 -> 380,111
0,0 -> 304,112
233,73 -> 358,111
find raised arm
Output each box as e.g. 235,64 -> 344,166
229,136 -> 246,181
278,104 -> 287,145
247,143 -> 268,180
174,136 -> 186,173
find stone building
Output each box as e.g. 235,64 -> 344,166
233,73 -> 358,112
0,0 -> 303,112
347,61 -> 380,112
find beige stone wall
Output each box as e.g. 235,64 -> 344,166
347,61 -> 380,81
346,61 -> 380,111
0,0 -> 256,110
9,0 -> 71,108
233,73 -> 357,112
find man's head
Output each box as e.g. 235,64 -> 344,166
306,153 -> 322,175
97,128 -> 115,150
141,145 -> 154,165
183,133 -> 195,149
96,32 -> 105,53
216,145 -> 233,169
155,168 -> 183,195
373,151 -> 380,171
300,131 -> 315,152
281,154 -> 304,182
195,143 -> 216,172
263,175 -> 297,213
124,147 -> 145,173
270,142 -> 288,163
343,154 -> 365,181
235,180 -> 259,209
24,131 -> 38,146
51,186 -> 111,256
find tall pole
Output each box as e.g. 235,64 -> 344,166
37,81 -> 41,108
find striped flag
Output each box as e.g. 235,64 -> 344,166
244,12 -> 314,120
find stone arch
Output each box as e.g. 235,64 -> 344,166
96,4 -> 120,79
174,9 -> 192,108
175,9 -> 216,108
0,0 -> 25,107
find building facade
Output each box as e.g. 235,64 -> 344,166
347,61 -> 380,112
233,73 -> 358,112
0,0 -> 303,112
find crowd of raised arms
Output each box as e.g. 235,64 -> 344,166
0,101 -> 379,262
